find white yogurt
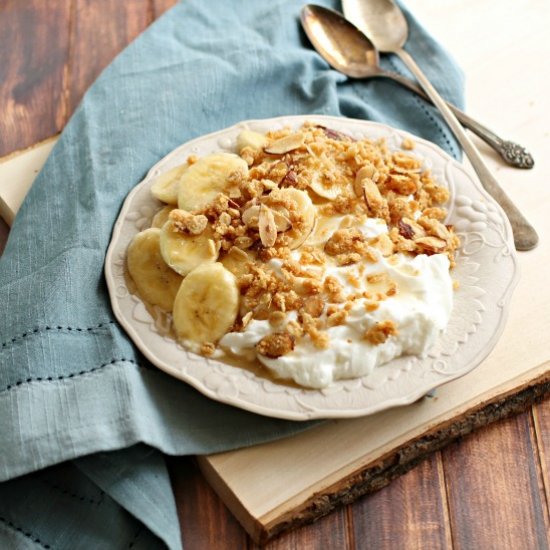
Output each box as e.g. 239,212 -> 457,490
219,250 -> 453,389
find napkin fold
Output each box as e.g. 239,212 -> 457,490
0,0 -> 464,547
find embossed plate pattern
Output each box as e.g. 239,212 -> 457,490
105,115 -> 519,420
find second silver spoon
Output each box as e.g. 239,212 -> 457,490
300,4 -> 534,169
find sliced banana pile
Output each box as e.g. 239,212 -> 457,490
126,228 -> 182,312
126,134 -> 321,349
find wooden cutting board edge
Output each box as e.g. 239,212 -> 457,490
198,360 -> 550,544
0,136 -> 58,226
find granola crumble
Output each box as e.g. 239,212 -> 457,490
145,121 -> 460,375
256,332 -> 295,358
364,320 -> 399,345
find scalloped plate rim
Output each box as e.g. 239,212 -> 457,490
104,115 -> 520,420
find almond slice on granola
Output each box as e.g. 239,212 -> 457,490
414,236 -> 447,254
243,203 -> 291,232
264,132 -> 305,155
259,205 -> 277,248
398,217 -> 426,240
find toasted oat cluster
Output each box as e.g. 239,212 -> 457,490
127,121 -> 460,360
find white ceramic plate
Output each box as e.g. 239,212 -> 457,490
105,115 -> 519,420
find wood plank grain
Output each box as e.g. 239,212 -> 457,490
532,400 -> 550,521
153,0 -> 178,18
169,457 -> 250,550
442,412 -> 549,550
0,1 -> 72,157
253,507 -> 351,550
350,453 -> 452,550
170,455 -> 351,550
67,0 -> 154,114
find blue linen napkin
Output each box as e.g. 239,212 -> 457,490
0,0 -> 464,547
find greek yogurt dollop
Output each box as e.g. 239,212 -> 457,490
219,248 -> 453,389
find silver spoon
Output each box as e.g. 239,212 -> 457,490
337,0 -> 538,251
300,4 -> 534,170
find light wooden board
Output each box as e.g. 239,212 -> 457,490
0,137 -> 57,225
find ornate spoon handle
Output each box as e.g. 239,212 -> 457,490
396,48 -> 538,251
386,72 -> 534,169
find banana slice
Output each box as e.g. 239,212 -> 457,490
151,164 -> 188,204
160,220 -> 219,276
309,172 -> 346,200
173,263 -> 239,344
221,246 -> 253,277
178,153 -> 248,212
305,212 -> 342,247
236,130 -> 268,152
151,205 -> 176,228
278,188 -> 316,249
126,228 -> 182,312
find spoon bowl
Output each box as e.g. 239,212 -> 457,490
301,4 -> 380,79
343,0 -> 408,52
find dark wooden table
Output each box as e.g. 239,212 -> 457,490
1,2 -> 549,549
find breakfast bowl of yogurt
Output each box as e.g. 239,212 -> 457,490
105,115 -> 519,419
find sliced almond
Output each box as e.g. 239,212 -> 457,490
357,163 -> 379,183
353,177 -> 365,199
398,219 -> 415,239
264,133 -> 305,155
282,169 -> 298,187
316,125 -> 354,142
393,165 -> 421,175
259,205 -> 277,248
242,203 -> 290,233
414,236 -> 447,253
281,189 -> 316,249
242,204 -> 261,228
430,220 -> 451,241
272,209 -> 291,232
355,165 -> 383,209
362,179 -> 385,211
398,217 -> 426,240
